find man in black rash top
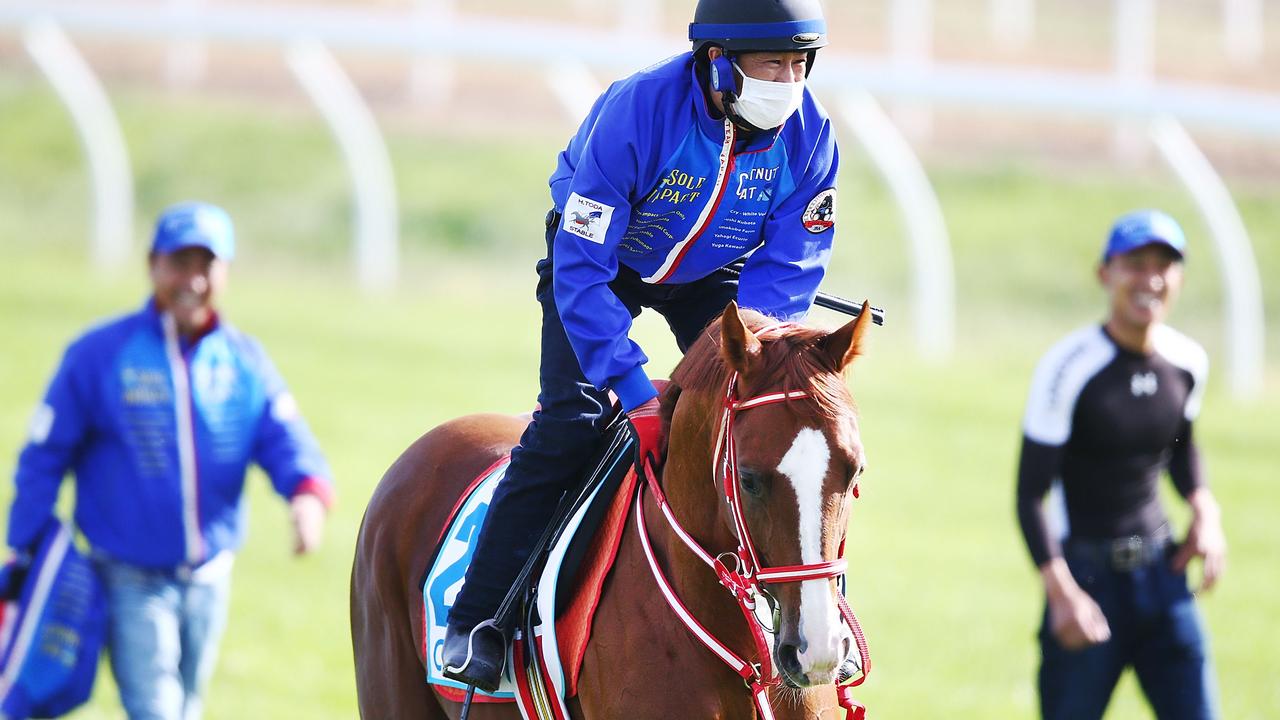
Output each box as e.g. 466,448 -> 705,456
1016,209 -> 1226,720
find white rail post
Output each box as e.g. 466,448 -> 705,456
411,0 -> 456,107
1223,0 -> 1264,68
545,59 -> 602,125
840,91 -> 955,361
166,0 -> 207,88
1113,0 -> 1154,165
23,18 -> 134,271
286,38 -> 400,291
1150,117 -> 1265,401
889,0 -> 934,142
989,0 -> 1034,52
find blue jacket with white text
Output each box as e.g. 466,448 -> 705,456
6,300 -> 333,569
549,52 -> 840,410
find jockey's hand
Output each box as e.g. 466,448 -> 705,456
626,397 -> 666,478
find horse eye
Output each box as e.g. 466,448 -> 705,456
847,463 -> 865,487
739,469 -> 765,498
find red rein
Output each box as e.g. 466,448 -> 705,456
637,370 -> 870,719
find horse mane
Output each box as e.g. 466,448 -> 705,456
660,308 -> 856,426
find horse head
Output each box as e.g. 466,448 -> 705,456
663,300 -> 872,690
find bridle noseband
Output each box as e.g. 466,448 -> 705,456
636,325 -> 871,720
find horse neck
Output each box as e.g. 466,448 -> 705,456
645,389 -> 756,644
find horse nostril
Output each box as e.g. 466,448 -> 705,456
841,636 -> 852,659
778,643 -> 804,679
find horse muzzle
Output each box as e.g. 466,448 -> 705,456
775,627 -> 854,688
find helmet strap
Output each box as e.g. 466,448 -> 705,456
723,98 -> 769,134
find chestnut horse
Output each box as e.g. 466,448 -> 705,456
351,301 -> 873,719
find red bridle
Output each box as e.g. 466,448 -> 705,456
714,371 -> 853,585
636,339 -> 871,720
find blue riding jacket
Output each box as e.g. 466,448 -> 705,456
7,299 -> 333,569
549,52 -> 840,410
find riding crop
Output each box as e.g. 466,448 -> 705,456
721,262 -> 886,326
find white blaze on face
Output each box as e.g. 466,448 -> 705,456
776,427 -> 846,674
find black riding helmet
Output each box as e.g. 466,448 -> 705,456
689,0 -> 828,75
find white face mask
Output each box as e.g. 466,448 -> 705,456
729,61 -> 805,130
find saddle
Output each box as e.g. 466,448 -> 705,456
421,411 -> 638,716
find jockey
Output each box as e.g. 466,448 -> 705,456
443,0 -> 841,693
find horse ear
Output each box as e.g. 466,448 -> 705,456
821,300 -> 873,372
720,301 -> 762,375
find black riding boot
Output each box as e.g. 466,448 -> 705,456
442,619 -> 508,693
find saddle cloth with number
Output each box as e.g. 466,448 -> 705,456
421,449 -> 638,715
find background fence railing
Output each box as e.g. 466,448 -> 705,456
0,0 -> 1272,397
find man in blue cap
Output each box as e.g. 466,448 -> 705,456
5,202 -> 335,720
1016,209 -> 1225,719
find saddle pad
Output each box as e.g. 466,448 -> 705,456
422,457 -> 638,705
422,458 -> 518,700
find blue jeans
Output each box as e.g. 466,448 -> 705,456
94,552 -> 234,720
448,211 -> 739,628
1038,541 -> 1218,720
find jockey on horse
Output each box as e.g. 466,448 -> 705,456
443,0 -> 842,693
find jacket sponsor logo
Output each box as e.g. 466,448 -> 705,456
27,403 -> 54,444
563,192 -> 615,244
802,189 -> 836,233
1131,371 -> 1158,397
121,367 -> 173,406
644,168 -> 707,205
736,166 -> 779,201
193,363 -> 237,404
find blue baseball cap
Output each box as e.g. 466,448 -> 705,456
1102,209 -> 1186,263
151,202 -> 235,260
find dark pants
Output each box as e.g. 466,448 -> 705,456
1038,541 -> 1218,720
448,211 -> 739,629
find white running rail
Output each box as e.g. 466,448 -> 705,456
22,18 -> 133,271
1152,117 -> 1265,400
840,91 -> 955,361
286,38 -> 399,291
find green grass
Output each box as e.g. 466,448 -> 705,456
1,77 -> 1278,719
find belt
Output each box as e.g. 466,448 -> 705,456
1066,527 -> 1171,572
93,549 -> 234,583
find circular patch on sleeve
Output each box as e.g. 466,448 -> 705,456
802,189 -> 836,234
27,403 -> 54,444
271,392 -> 299,423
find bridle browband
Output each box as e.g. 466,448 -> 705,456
636,323 -> 871,720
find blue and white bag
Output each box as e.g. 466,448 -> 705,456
0,519 -> 106,719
